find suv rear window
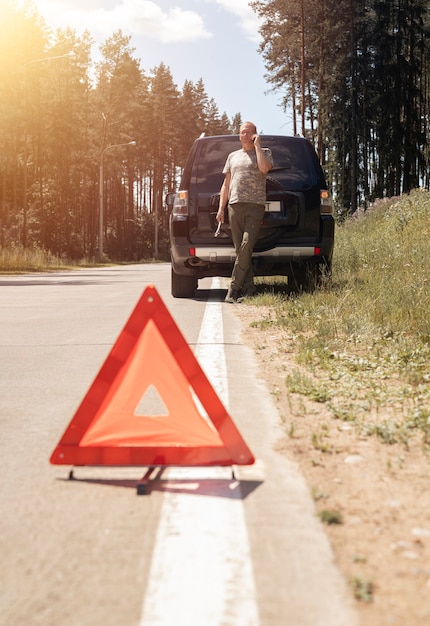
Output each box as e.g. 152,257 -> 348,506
268,139 -> 318,189
196,139 -> 234,189
194,136 -> 317,192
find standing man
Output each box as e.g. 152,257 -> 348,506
216,121 -> 273,302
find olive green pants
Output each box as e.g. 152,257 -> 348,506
228,202 -> 265,291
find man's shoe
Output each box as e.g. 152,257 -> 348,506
224,288 -> 242,303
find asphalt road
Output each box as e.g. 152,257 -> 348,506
0,264 -> 358,626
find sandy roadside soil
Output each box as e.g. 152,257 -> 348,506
236,303 -> 430,626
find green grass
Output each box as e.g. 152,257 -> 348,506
251,188 -> 430,451
286,369 -> 332,403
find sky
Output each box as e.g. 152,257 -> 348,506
28,0 -> 294,135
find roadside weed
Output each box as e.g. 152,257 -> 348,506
351,576 -> 374,603
286,369 -> 332,403
318,509 -> 343,525
311,487 -> 329,501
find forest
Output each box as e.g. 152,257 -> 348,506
0,2 -> 238,261
253,0 -> 430,212
1,0 -> 429,261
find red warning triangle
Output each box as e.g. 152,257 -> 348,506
50,285 -> 254,467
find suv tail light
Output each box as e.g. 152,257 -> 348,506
320,189 -> 333,215
172,190 -> 189,216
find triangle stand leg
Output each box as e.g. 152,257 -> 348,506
136,466 -> 164,495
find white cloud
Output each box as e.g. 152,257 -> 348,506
209,0 -> 261,42
127,1 -> 212,43
32,0 -> 212,43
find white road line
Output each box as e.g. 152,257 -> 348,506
139,278 -> 259,626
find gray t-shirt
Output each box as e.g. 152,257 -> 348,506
223,148 -> 273,206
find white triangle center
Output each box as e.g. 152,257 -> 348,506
134,384 -> 169,417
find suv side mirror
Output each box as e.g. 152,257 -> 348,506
165,192 -> 175,208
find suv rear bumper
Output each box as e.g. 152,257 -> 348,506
171,242 -> 333,278
171,215 -> 334,278
192,244 -> 318,263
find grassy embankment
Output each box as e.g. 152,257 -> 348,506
0,248 -> 163,272
0,246 -> 87,272
252,188 -> 430,449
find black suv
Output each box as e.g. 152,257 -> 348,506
167,134 -> 334,298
